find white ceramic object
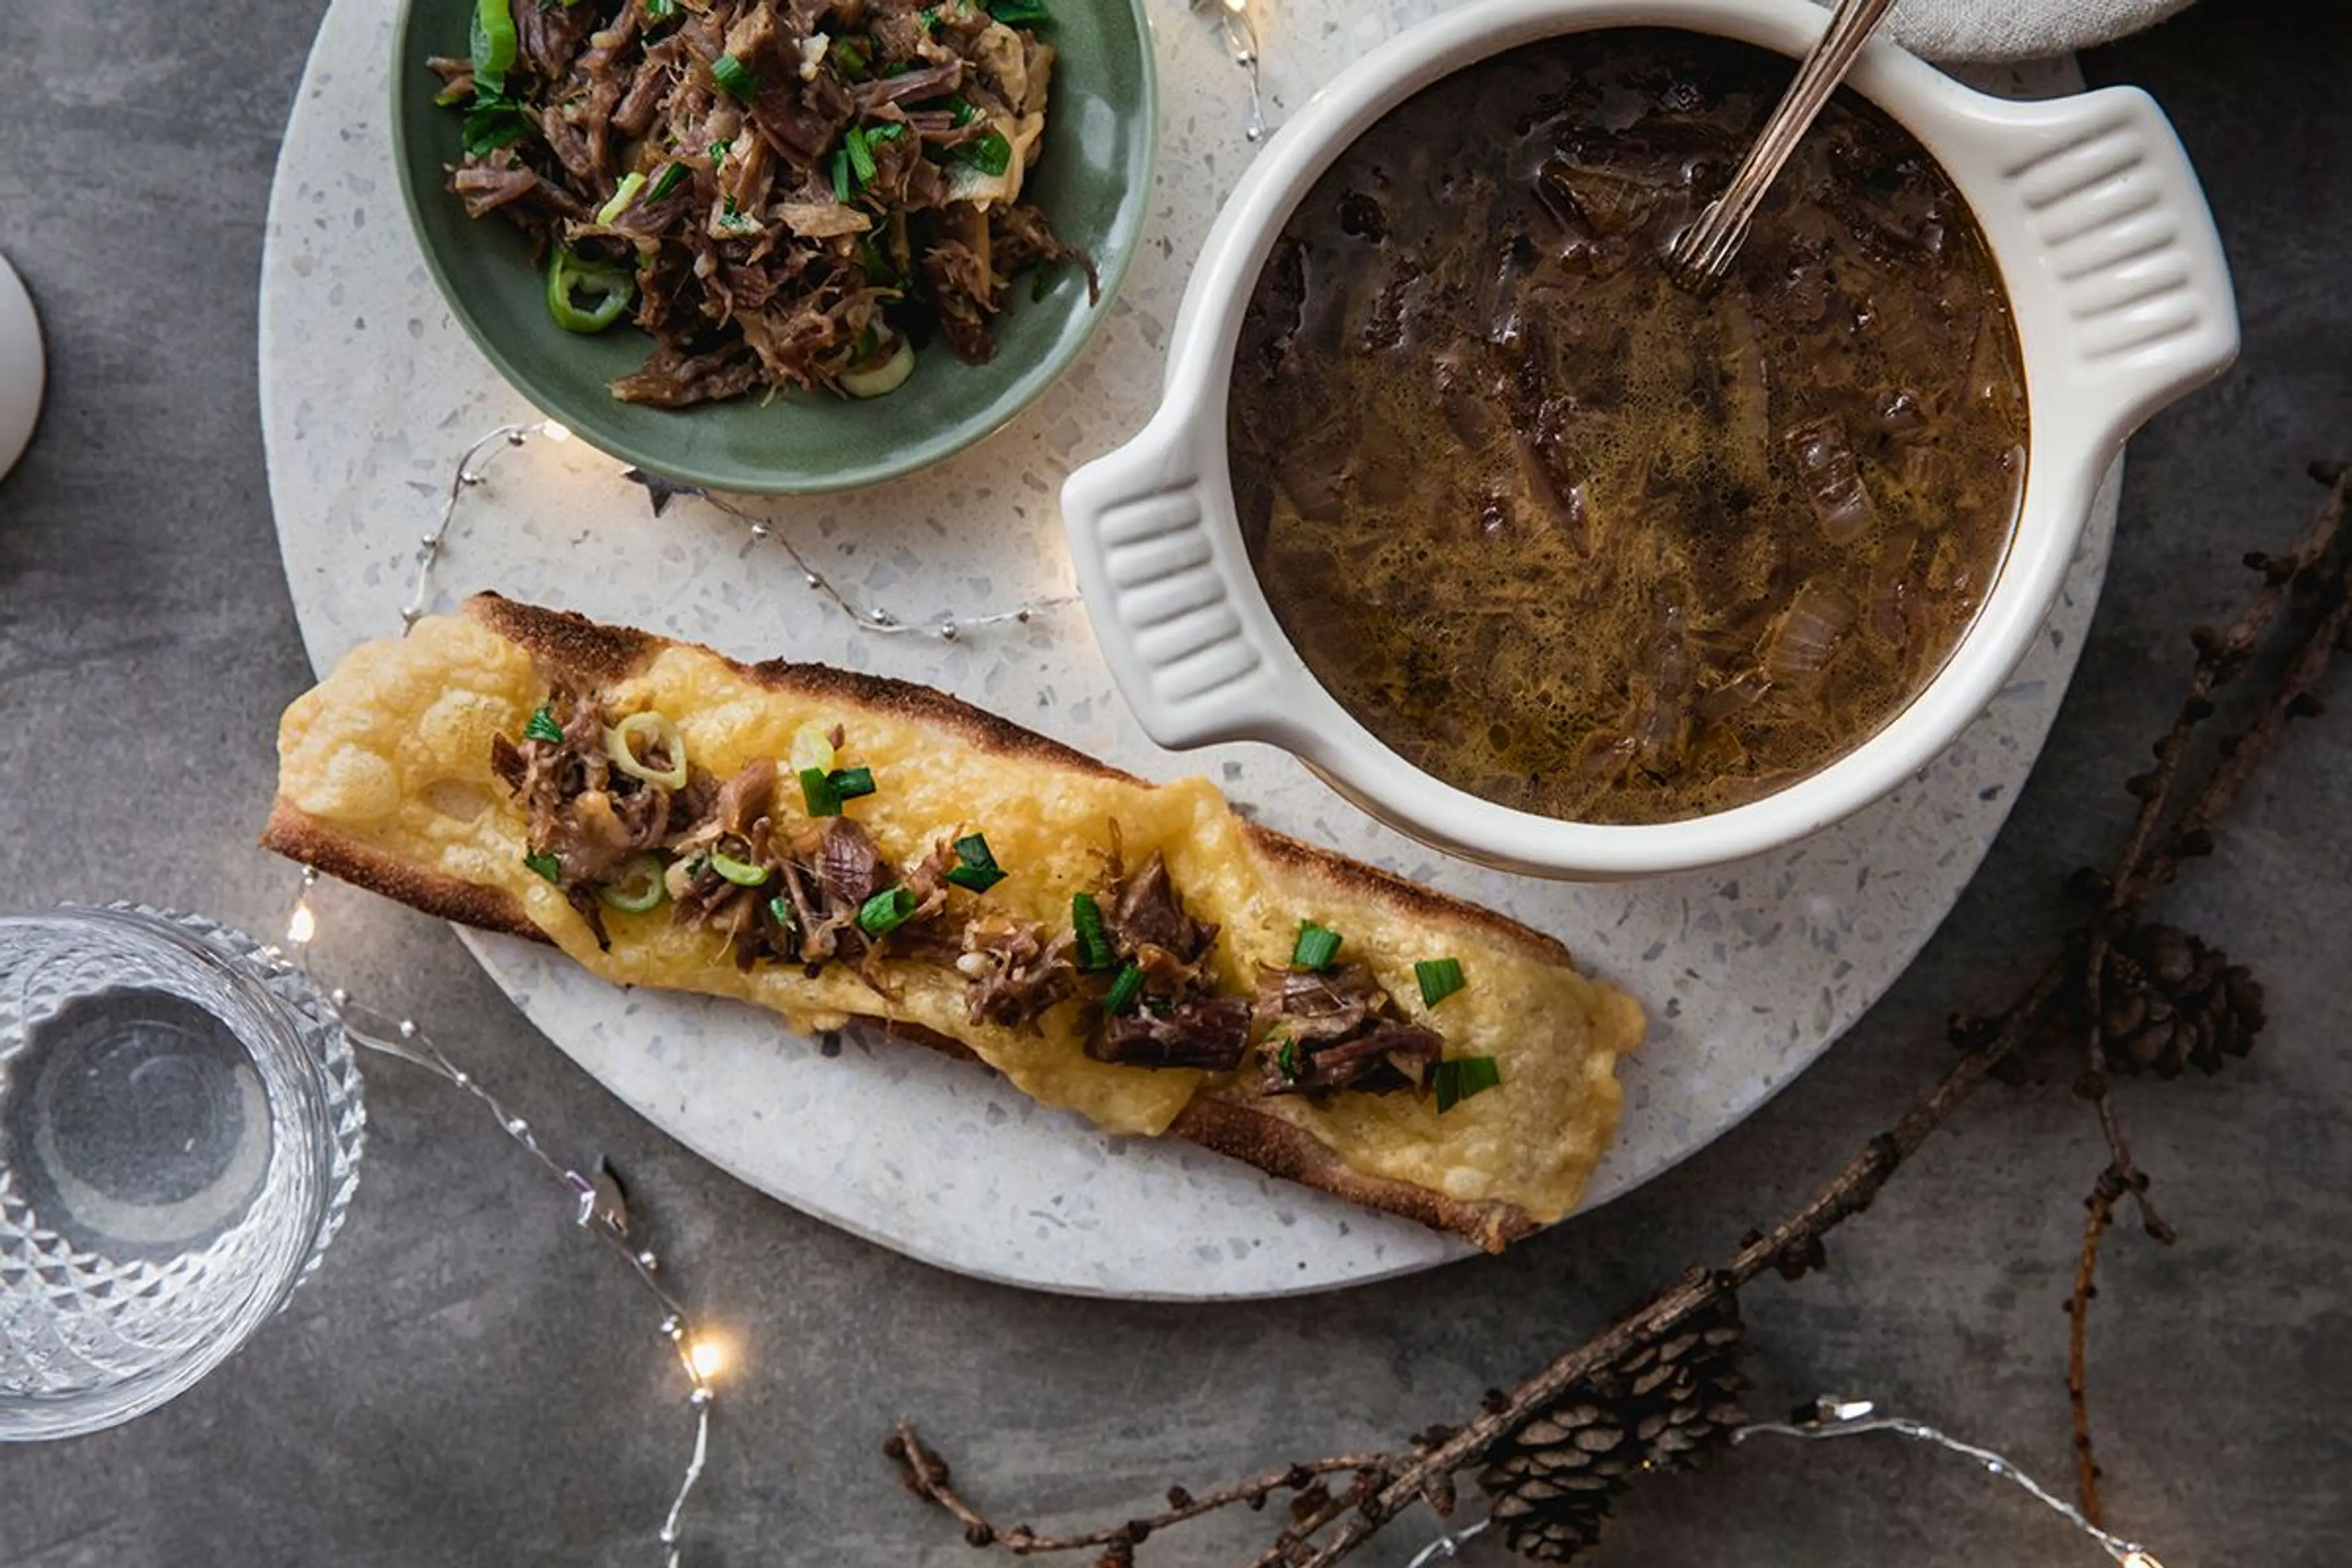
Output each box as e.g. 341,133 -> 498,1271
0,254 -> 42,483
264,0 -> 2114,1298
1064,0 -> 2239,880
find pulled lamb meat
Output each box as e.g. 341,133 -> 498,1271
1094,997 -> 1254,1071
491,685 -> 669,888
956,917 -> 1078,1027
1254,963 -> 1443,1098
1083,847 -> 1250,1071
434,0 -> 1092,405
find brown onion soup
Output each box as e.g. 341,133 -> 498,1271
1228,31 -> 2027,826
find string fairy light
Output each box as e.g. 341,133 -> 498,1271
1396,1395 -> 2172,1568
1732,1398 -> 2169,1567
276,868 -> 722,1565
404,417 -> 1077,642
1192,0 -> 1269,141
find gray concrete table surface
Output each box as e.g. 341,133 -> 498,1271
1,2 -> 2346,1564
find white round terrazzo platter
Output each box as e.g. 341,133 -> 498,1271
260,0 -> 2107,1298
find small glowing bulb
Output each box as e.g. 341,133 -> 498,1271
538,419 -> 572,442
286,903 -> 316,945
1221,0 -> 1245,13
1828,1399 -> 1875,1422
686,1338 -> 725,1381
2120,1553 -> 2164,1568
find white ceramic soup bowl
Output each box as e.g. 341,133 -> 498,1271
1063,0 -> 2237,880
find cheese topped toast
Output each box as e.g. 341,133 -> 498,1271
263,595 -> 1642,1249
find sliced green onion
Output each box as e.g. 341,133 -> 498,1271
1273,1036 -> 1300,1082
603,711 -> 687,788
1102,960 -> 1143,1015
523,704 -> 565,744
917,7 -> 939,28
1433,1055 -> 1502,1114
1291,921 -> 1342,972
709,851 -> 769,887
865,121 -> 907,148
766,893 -> 797,930
798,766 -> 842,816
524,850 -> 563,883
644,0 -> 676,17
944,833 -> 1004,893
434,80 -> 472,107
827,765 -> 876,801
470,0 -> 518,94
830,148 -> 854,203
788,721 -> 835,775
845,126 -> 879,185
989,0 -> 1050,24
832,36 -> 870,74
647,161 -> 690,202
546,247 -> 635,333
711,52 -> 758,102
1415,957 -> 1467,1009
1071,891 -> 1112,971
952,128 -> 1012,178
597,853 -> 668,913
840,336 -> 914,399
595,170 -> 647,225
1028,257 -> 1065,304
708,138 -> 731,167
948,96 -> 981,127
858,886 -> 918,936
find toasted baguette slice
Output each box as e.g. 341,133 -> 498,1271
263,595 -> 1641,1250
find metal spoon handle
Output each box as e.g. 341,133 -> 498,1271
1668,0 -> 1899,286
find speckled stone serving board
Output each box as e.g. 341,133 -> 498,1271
259,0 -> 2105,1298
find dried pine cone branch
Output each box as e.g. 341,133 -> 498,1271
2097,924 -> 2266,1078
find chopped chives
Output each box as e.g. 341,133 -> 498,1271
1071,891 -> 1113,971
1433,1056 -> 1502,1114
827,765 -> 876,801
798,765 -> 842,816
644,0 -> 676,16
946,833 -> 1005,893
710,52 -> 758,102
1291,921 -> 1342,972
1102,960 -> 1143,1015
1274,1036 -> 1300,1082
858,886 -> 917,936
865,121 -> 907,145
1415,957 -> 1467,1008
523,704 -> 565,744
832,37 -> 869,74
524,851 -> 563,883
708,139 -> 730,166
989,0 -> 1050,24
846,126 -> 878,184
831,148 -> 853,203
766,894 -> 797,930
647,160 -> 690,202
948,96 -> 980,127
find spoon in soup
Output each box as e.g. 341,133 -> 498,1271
1665,0 -> 1900,290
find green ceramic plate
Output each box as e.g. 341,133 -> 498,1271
391,0 -> 1157,494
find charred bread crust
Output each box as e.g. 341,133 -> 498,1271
1169,1094 -> 1537,1253
466,593 -> 1138,785
262,799 -> 545,942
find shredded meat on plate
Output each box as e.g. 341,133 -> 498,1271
434,0 -> 1096,406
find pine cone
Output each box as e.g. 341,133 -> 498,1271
1476,1293 -> 1746,1562
2100,924 -> 2266,1078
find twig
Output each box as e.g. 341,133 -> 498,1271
2068,1164 -> 2130,1525
2079,464 -> 2350,1240
888,1421 -> 1390,1556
